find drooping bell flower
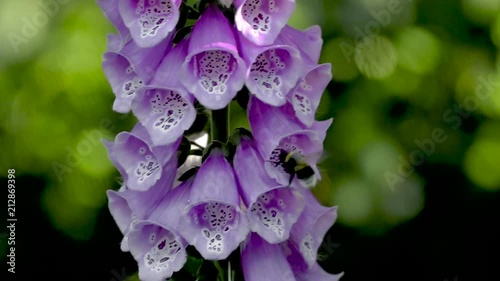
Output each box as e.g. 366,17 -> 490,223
98,0 -> 129,39
132,39 -> 196,146
289,187 -> 338,269
234,0 -> 296,46
107,158 -> 177,252
248,96 -> 332,186
279,25 -> 324,64
102,33 -> 171,113
276,25 -> 332,127
281,239 -> 344,281
233,134 -> 304,244
118,0 -> 182,48
241,232 -> 297,281
237,31 -> 302,106
180,5 -> 246,110
288,63 -> 332,127
178,147 -> 249,260
103,123 -> 180,191
127,177 -> 193,281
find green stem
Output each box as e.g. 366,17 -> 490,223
210,106 -> 230,143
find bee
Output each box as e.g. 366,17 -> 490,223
271,149 -> 318,188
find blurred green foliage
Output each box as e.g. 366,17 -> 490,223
0,0 -> 499,250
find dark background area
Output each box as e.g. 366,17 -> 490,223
1,0 -> 500,280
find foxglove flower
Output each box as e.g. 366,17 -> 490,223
181,5 -> 246,110
238,31 -> 302,106
281,239 -> 344,281
119,0 -> 182,47
289,187 -> 338,268
248,96 -> 332,186
233,135 -> 304,243
235,0 -> 296,46
102,33 -> 170,113
241,232 -> 296,281
107,158 -> 177,252
288,63 -> 332,127
128,178 -> 193,280
179,148 -> 249,260
132,39 -> 197,146
104,123 -> 180,191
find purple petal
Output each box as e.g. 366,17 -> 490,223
106,169 -> 174,252
280,25 -> 323,64
127,180 -> 193,280
102,36 -> 169,113
128,220 -> 187,280
181,5 -> 246,110
132,86 -> 196,146
238,33 -> 302,106
235,0 -> 296,46
179,149 -> 249,260
233,137 -> 304,243
288,63 -> 332,127
98,0 -> 129,38
103,51 -> 145,113
119,0 -> 181,47
241,233 -> 296,281
281,240 -> 344,281
290,187 -> 338,268
106,33 -> 124,53
103,125 -> 179,191
248,96 -> 303,156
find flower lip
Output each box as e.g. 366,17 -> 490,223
235,0 -> 297,46
118,0 -> 182,47
132,85 -> 196,146
178,149 -> 250,260
128,220 -> 187,280
181,4 -> 246,110
238,31 -> 303,106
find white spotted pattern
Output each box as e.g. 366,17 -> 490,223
136,0 -> 174,38
194,50 -> 236,98
150,90 -> 189,132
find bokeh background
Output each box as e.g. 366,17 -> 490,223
1,0 -> 499,280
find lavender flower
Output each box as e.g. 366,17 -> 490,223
235,0 -> 296,46
118,0 -> 182,47
180,5 -> 246,110
233,135 -> 304,244
102,32 -> 170,113
107,157 -> 177,252
289,187 -> 338,268
178,148 -> 249,260
99,1 -> 342,279
131,39 -> 197,146
104,123 -> 180,191
248,96 -> 332,187
127,178 -> 193,280
238,31 -> 303,106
